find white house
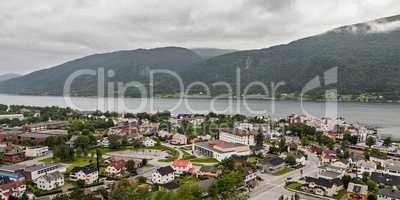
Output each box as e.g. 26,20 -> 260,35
25,146 -> 49,158
384,160 -> 400,176
143,137 -> 156,147
219,130 -> 255,146
356,160 -> 377,176
171,160 -> 193,175
295,154 -> 307,166
70,166 -> 98,184
35,172 -> 64,191
171,133 -> 187,145
151,166 -> 175,184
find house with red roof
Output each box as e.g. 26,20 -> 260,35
322,149 -> 337,164
0,179 -> 26,199
171,160 -> 193,175
105,159 -> 127,177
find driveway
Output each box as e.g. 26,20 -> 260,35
250,153 -> 320,200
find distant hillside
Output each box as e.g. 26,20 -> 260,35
0,73 -> 20,82
1,15 -> 400,100
0,47 -> 202,96
190,48 -> 237,59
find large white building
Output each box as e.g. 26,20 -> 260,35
194,141 -> 252,162
219,129 -> 255,146
24,164 -> 67,181
0,114 -> 24,121
25,146 -> 49,158
35,172 -> 64,191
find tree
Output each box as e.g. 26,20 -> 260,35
285,153 -> 297,166
209,170 -> 244,200
279,138 -> 287,153
341,175 -> 352,188
255,132 -> 265,150
109,135 -> 122,149
176,184 -> 204,200
0,104 -> 7,112
126,160 -> 136,175
141,159 -> 148,167
75,135 -> 91,156
366,137 -> 376,148
384,137 -> 392,147
54,145 -> 74,161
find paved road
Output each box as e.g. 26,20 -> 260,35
161,142 -> 184,160
250,153 -> 320,200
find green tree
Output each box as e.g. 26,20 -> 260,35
126,160 -> 136,175
279,138 -> 287,153
209,170 -> 244,200
255,131 -> 265,150
285,153 -> 297,166
109,135 -> 122,149
384,137 -> 392,147
366,137 -> 376,148
176,184 -> 204,200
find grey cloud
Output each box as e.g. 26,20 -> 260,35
0,0 -> 400,74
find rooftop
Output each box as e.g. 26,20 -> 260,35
347,182 -> 368,195
378,189 -> 400,199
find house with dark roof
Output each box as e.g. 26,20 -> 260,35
70,166 -> 98,184
301,176 -> 343,197
256,156 -> 285,174
151,166 -> 175,185
197,166 -> 220,177
35,172 -> 64,191
371,172 -> 400,186
347,182 -> 368,200
378,189 -> 400,200
160,182 -> 180,191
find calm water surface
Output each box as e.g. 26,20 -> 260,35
0,94 -> 399,138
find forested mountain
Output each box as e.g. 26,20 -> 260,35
0,47 -> 202,96
180,15 -> 400,99
1,15 -> 400,100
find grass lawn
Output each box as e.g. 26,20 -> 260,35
176,175 -> 199,185
333,189 -> 346,200
272,167 -> 293,176
287,182 -> 302,190
183,150 -> 196,160
247,155 -> 258,164
190,157 -> 219,163
40,156 -> 99,172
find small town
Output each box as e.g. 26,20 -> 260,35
0,104 -> 396,200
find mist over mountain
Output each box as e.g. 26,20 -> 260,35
0,73 -> 21,82
1,15 -> 400,100
190,48 -> 237,59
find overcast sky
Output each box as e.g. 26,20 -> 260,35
1,0 -> 400,74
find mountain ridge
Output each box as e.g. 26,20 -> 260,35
1,14 -> 400,100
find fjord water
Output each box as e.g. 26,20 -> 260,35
0,94 -> 399,138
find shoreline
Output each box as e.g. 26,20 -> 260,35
0,93 -> 399,104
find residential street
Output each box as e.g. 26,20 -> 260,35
250,153 -> 320,200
